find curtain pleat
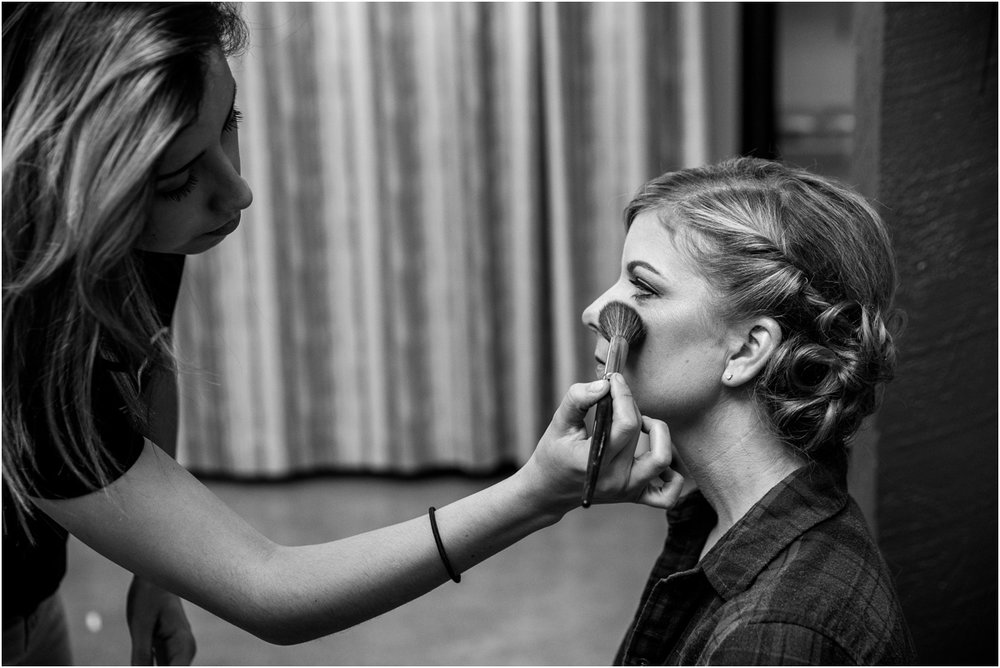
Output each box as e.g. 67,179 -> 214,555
176,2 -> 690,477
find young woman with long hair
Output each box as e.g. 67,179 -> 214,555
2,4 -> 679,663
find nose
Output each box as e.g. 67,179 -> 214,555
212,143 -> 254,213
224,172 -> 254,212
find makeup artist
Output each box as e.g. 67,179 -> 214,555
582,157 -> 917,665
2,4 -> 683,665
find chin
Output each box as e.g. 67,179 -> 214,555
175,234 -> 230,255
136,234 -> 227,255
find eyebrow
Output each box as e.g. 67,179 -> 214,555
627,260 -> 665,278
155,82 -> 238,181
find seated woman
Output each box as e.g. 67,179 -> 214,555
581,157 -> 917,665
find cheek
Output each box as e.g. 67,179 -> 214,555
623,339 -> 669,413
622,324 -> 725,417
141,209 -> 179,247
135,211 -> 167,250
137,199 -> 205,252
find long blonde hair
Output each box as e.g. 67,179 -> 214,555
2,3 -> 248,526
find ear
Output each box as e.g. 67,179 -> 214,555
722,317 -> 782,386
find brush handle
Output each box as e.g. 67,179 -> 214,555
581,336 -> 630,508
581,392 -> 613,508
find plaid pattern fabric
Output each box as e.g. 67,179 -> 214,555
614,464 -> 916,665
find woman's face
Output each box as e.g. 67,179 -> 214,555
136,48 -> 253,254
581,210 -> 739,425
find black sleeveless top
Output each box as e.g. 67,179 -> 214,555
2,251 -> 185,621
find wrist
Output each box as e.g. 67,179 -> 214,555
509,461 -> 575,525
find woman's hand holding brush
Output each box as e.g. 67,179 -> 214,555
516,373 -> 685,518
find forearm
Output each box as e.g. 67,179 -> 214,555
120,392 -> 567,643
39,444 -> 567,645
36,376 -> 673,646
258,469 -> 562,644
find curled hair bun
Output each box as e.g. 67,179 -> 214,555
762,299 -> 898,462
625,157 -> 901,474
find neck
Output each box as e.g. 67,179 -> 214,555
671,404 -> 804,549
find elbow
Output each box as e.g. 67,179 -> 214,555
229,595 -> 331,646
235,552 -> 350,645
245,619 -> 345,646
240,617 -> 290,645
249,626 -> 310,647
228,604 -> 319,645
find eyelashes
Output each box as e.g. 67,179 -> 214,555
629,278 -> 657,300
223,107 -> 243,133
158,106 -> 243,202
162,174 -> 199,202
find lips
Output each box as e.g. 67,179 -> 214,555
207,216 -> 240,236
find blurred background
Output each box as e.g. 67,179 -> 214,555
62,2 -> 996,665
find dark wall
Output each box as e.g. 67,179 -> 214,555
740,2 -> 777,159
855,3 -> 998,664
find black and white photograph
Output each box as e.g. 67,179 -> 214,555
3,2 -> 996,665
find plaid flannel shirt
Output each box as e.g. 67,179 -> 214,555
614,463 -> 916,665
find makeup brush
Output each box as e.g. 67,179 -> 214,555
582,301 -> 646,508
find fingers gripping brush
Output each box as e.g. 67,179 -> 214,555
582,301 -> 646,508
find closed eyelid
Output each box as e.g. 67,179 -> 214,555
158,173 -> 199,202
156,157 -> 198,181
156,84 -> 237,179
625,263 -> 661,290
156,169 -> 194,193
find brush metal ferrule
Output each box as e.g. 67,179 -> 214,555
604,336 -> 630,377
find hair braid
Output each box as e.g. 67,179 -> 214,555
625,157 -> 902,474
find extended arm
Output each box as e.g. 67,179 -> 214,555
34,375 -> 681,645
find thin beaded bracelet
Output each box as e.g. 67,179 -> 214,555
427,506 -> 461,583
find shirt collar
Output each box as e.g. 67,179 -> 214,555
697,462 -> 848,600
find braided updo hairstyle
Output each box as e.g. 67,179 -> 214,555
626,157 -> 902,475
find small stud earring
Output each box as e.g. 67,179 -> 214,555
725,373 -> 733,381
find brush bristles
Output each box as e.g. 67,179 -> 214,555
598,301 -> 646,347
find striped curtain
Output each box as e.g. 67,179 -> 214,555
176,3 -> 729,477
